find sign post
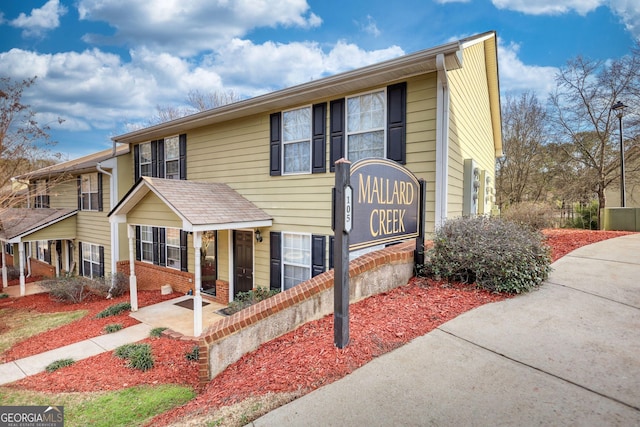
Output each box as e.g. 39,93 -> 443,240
333,159 -> 351,349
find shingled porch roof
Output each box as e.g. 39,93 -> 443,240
0,208 -> 77,243
108,177 -> 272,231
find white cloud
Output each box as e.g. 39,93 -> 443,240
498,40 -> 559,96
357,15 -> 381,37
491,0 -> 603,15
10,0 -> 68,37
77,0 -> 322,56
609,0 -> 640,40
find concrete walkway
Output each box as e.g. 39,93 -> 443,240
252,233 -> 640,426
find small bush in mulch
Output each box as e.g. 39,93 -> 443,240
104,323 -> 123,334
185,345 -> 199,361
225,286 -> 280,315
150,327 -> 168,338
421,216 -> 551,294
0,293 -> 8,299
87,272 -> 129,298
114,343 -> 154,371
45,358 -> 75,372
95,302 -> 131,318
40,276 -> 93,303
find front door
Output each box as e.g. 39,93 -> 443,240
233,230 -> 253,297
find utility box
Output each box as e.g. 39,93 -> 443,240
463,159 -> 480,216
479,170 -> 494,215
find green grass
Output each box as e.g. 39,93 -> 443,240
0,309 -> 88,354
0,384 -> 195,427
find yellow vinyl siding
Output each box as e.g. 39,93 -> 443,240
49,179 -> 78,209
22,216 -> 76,241
447,41 -> 498,218
77,211 -> 111,275
217,229 -> 230,283
126,192 -> 183,229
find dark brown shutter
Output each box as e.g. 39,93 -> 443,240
45,241 -> 52,264
387,82 -> 407,164
156,139 -> 165,178
158,228 -> 166,267
312,103 -> 326,173
180,230 -> 188,272
329,236 -> 335,270
270,112 -> 282,176
270,232 -> 281,290
77,176 -> 82,209
97,173 -> 103,212
151,140 -> 158,177
311,235 -> 326,277
134,144 -> 140,181
329,98 -> 345,172
99,246 -> 105,278
135,226 -> 141,262
78,242 -> 84,276
179,134 -> 187,180
152,227 -> 160,265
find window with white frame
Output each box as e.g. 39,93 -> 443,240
140,226 -> 154,263
36,240 -> 48,262
81,173 -> 99,211
282,106 -> 312,174
139,142 -> 152,177
34,180 -> 49,208
282,232 -> 311,290
346,90 -> 386,162
166,228 -> 181,269
165,136 -> 180,179
82,243 -> 102,279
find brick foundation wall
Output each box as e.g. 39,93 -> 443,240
196,241 -> 416,386
1,254 -> 12,268
29,258 -> 56,278
214,280 -> 229,305
117,261 -> 195,294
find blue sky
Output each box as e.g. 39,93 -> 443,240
0,0 -> 638,160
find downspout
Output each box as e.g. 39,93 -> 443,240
96,161 -> 118,296
435,53 -> 451,228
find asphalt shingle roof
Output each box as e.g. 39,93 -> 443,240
0,208 -> 76,240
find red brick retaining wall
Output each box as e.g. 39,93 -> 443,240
29,258 -> 55,278
116,261 -> 195,294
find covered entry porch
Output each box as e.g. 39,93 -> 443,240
0,208 -> 77,295
109,177 -> 272,336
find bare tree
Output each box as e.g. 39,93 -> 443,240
0,76 -> 63,207
148,89 -> 242,125
548,53 -> 640,228
496,91 -> 549,208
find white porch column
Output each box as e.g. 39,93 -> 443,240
128,225 -> 138,311
1,242 -> 7,289
18,242 -> 25,296
193,231 -> 203,336
54,241 -> 60,277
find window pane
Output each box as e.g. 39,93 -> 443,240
284,265 -> 310,290
283,234 -> 311,265
90,193 -> 99,210
283,141 -> 311,174
91,245 -> 100,262
142,242 -> 153,262
347,91 -> 384,133
141,226 -> 153,241
92,263 -> 102,278
83,261 -> 91,278
81,176 -> 91,192
167,246 -> 180,269
166,160 -> 179,179
166,228 -> 180,246
140,143 -> 152,163
165,137 -> 179,160
283,108 -> 311,142
140,164 -> 151,177
348,131 -> 385,162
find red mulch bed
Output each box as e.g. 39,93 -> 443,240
1,229 -> 635,425
0,291 -> 179,363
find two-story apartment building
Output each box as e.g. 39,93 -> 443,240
108,31 -> 502,309
0,146 -> 131,294
2,31 -> 502,315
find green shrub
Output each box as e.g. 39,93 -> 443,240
422,216 -> 551,294
226,286 -> 280,315
0,293 -> 9,299
104,323 -> 123,333
45,358 -> 75,372
40,276 -> 92,303
127,345 -> 154,371
114,343 -> 154,371
150,327 -> 168,338
114,343 -> 143,359
501,202 -> 556,230
95,302 -> 131,318
185,345 -> 199,361
87,272 -> 129,298
565,201 -> 599,230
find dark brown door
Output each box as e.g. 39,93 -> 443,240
234,230 -> 253,297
